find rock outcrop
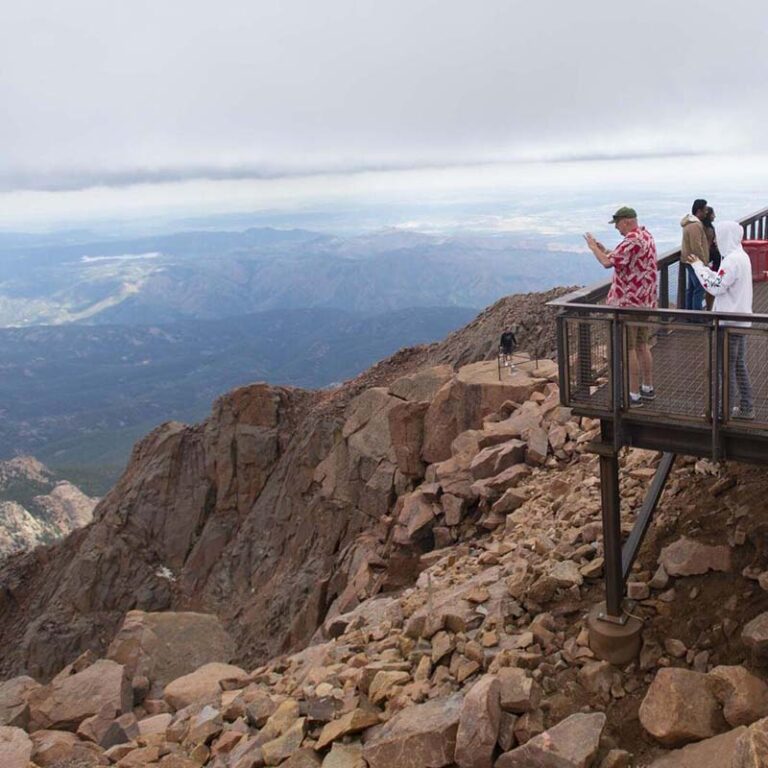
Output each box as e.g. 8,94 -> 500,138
0,456 -> 97,559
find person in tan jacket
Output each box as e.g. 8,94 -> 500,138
681,198 -> 710,310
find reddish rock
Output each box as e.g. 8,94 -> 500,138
658,537 -> 731,577
491,489 -> 526,516
0,726 -> 33,768
470,442 -> 527,480
442,493 -> 467,526
363,694 -> 462,768
106,610 -> 235,688
455,675 -> 501,768
322,742 -> 365,768
709,665 -> 768,727
164,662 -> 247,710
261,716 -> 306,765
639,668 -> 725,746
422,363 -> 545,464
733,717 -> 768,767
315,708 -> 380,751
495,712 -> 605,767
28,659 -> 131,732
471,464 -> 531,499
30,729 -> 106,767
396,491 -> 439,545
523,427 -> 549,465
283,748 -> 323,767
78,709 -> 138,749
648,727 -> 747,767
0,675 -> 40,729
389,401 -> 430,477
389,366 -> 453,403
498,668 -> 541,714
742,613 -> 768,662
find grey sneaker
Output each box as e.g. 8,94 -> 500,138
640,385 -> 656,401
732,405 -> 756,420
629,392 -> 643,407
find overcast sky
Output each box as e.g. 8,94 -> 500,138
2,0 -> 767,225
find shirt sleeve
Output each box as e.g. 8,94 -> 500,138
691,260 -> 737,296
609,236 -> 639,269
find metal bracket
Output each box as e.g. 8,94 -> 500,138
596,599 -> 637,626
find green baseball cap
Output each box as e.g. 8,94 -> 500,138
609,206 -> 637,223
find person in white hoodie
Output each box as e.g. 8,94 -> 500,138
684,220 -> 754,419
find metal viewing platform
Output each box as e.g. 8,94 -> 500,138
550,206 -> 768,662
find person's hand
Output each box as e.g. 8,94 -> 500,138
681,253 -> 696,265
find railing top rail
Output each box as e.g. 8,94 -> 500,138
550,205 -> 768,312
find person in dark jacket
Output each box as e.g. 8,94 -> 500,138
703,206 -> 721,309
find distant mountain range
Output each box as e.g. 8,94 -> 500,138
0,305 -> 478,491
0,225 -> 599,492
0,227 -> 601,326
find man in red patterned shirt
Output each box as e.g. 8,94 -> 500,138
584,206 -> 658,406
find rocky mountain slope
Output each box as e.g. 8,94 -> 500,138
0,288 -> 563,680
0,457 -> 97,558
1,352 -> 768,765
3,285 -> 768,765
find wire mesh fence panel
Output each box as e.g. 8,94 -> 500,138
754,282 -> 768,315
723,324 -> 768,427
625,320 -> 711,420
665,264 -> 682,309
564,316 -> 612,411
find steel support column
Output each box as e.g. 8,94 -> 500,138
599,449 -> 624,619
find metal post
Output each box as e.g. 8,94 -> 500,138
660,265 -> 669,309
599,449 -> 624,619
677,261 -> 686,310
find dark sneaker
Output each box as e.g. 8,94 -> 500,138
640,385 -> 656,401
732,405 -> 756,420
629,393 -> 643,407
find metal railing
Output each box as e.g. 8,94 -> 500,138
553,207 -> 768,634
552,206 -> 768,458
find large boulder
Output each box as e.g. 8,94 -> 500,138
658,537 -> 731,577
163,662 -> 247,710
733,716 -> 768,767
0,726 -> 32,768
647,727 -> 747,767
388,401 -> 430,477
363,694 -> 462,768
28,659 -> 131,732
709,666 -> 768,727
0,675 -> 40,728
389,366 -> 453,403
742,613 -> 768,663
495,712 -> 605,767
639,668 -> 725,746
422,363 -> 546,464
469,442 -> 526,481
455,675 -> 501,768
30,728 -> 107,767
107,610 -> 235,688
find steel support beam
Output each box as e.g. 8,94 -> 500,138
599,449 -> 624,619
621,452 -> 676,580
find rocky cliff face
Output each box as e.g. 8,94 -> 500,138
0,289 -> 568,682
0,457 -> 97,559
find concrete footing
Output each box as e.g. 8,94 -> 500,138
586,601 -> 643,665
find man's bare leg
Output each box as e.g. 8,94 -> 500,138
637,343 -> 654,387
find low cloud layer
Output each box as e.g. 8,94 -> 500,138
2,0 -> 766,194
